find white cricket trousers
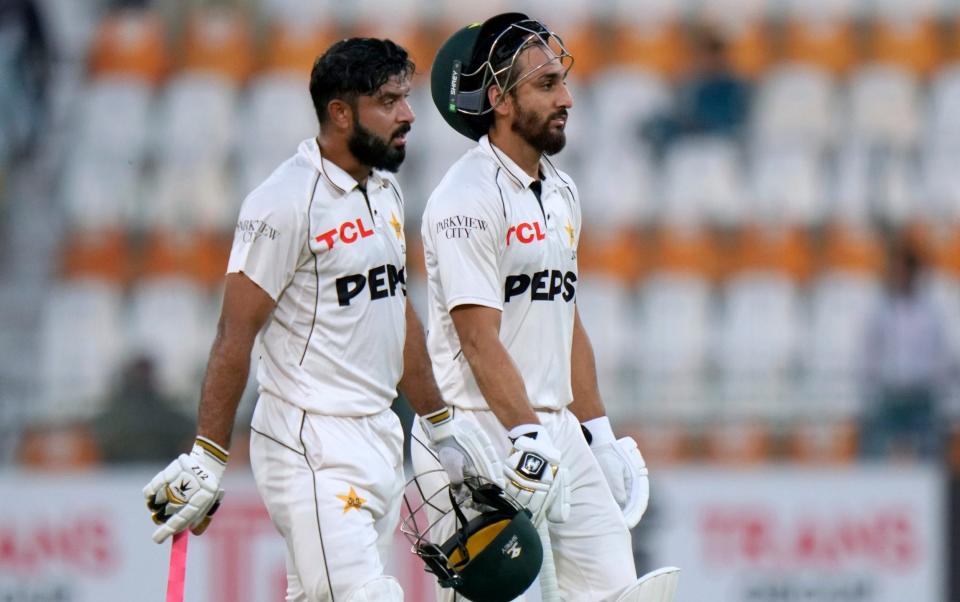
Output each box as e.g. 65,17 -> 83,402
411,407 -> 637,602
249,393 -> 405,602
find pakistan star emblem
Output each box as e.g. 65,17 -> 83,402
564,220 -> 575,246
389,212 -> 403,240
336,486 -> 366,513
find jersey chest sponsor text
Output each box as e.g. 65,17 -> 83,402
336,264 -> 406,306
314,217 -> 375,250
504,269 -> 576,302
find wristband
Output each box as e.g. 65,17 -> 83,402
582,416 -> 616,446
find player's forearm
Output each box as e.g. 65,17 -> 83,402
568,309 -> 606,422
398,303 -> 446,415
460,333 -> 539,429
196,319 -> 256,450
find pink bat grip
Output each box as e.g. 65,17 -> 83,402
166,531 -> 189,602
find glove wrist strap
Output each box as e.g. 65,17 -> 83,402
507,423 -> 545,442
192,437 -> 229,481
419,407 -> 454,442
582,416 -> 616,446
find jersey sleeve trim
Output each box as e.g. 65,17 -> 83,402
446,295 -> 504,312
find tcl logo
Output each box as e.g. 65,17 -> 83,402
315,218 -> 374,250
506,222 -> 546,245
336,264 -> 406,306
504,270 -> 576,302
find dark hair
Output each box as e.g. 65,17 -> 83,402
309,38 -> 415,125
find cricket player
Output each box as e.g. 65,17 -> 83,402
142,38 -> 498,602
410,13 -> 679,602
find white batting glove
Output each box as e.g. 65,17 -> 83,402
420,407 -> 505,488
503,425 -> 570,525
584,416 -> 649,528
144,436 -> 228,543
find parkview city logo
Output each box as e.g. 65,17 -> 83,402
435,214 -> 488,239
236,219 -> 279,243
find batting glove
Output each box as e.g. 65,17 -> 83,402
503,424 -> 570,525
584,416 -> 649,528
144,436 -> 228,543
420,407 -> 504,488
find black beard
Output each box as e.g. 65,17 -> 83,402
348,119 -> 409,173
512,103 -> 566,156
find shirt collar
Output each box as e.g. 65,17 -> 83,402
479,135 -> 561,192
299,137 -> 384,195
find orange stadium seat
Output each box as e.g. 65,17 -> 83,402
726,20 -> 772,79
786,421 -> 858,464
647,226 -> 720,279
350,21 -> 440,74
819,224 -> 886,276
867,18 -> 942,77
577,227 -> 646,284
782,19 -> 856,75
186,232 -> 233,287
725,225 -> 814,282
19,424 -> 102,471
60,229 -> 131,284
140,230 -> 189,278
89,10 -> 168,84
180,9 -> 255,82
906,222 -> 960,278
138,230 -> 232,287
609,21 -> 688,78
262,21 -> 340,76
619,422 -> 692,466
556,21 -> 606,79
703,421 -> 772,464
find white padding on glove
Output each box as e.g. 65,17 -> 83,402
420,408 -> 504,488
503,425 -> 570,525
144,437 -> 227,543
590,423 -> 649,528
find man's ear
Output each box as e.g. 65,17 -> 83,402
327,98 -> 354,131
488,85 -> 510,118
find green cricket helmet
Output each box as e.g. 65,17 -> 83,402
430,12 -> 574,140
402,475 -> 543,602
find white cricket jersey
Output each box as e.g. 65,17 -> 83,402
227,138 -> 408,416
422,135 -> 581,411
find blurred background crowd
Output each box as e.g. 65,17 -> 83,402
4,0 -> 960,467
2,0 -> 960,597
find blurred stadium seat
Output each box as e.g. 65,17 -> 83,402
751,64 -> 838,149
88,9 -> 168,84
38,280 -> 126,423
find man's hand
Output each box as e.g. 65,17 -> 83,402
584,417 -> 649,528
419,407 -> 504,488
144,437 -> 228,543
503,425 -> 570,525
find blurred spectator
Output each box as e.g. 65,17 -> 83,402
0,0 -> 51,160
89,355 -> 194,463
642,26 -> 751,157
859,241 -> 953,461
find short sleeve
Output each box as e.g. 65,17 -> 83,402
427,191 -> 504,312
226,191 -> 304,302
